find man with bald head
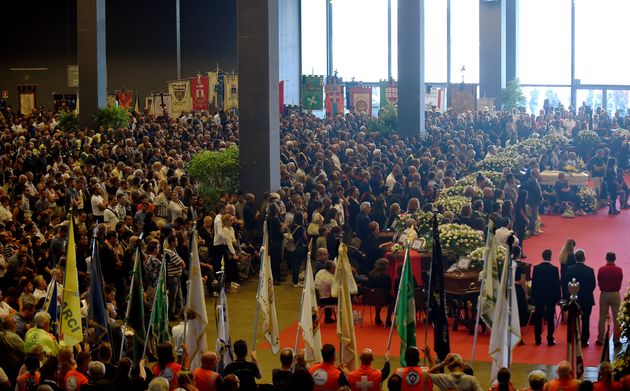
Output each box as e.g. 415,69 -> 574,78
346,348 -> 391,391
192,351 -> 223,391
543,361 -> 580,391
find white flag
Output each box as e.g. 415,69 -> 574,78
299,257 -> 323,363
185,230 -> 209,370
488,255 -> 521,382
258,223 -> 280,354
332,244 -> 358,370
216,279 -> 233,372
479,225 -> 499,327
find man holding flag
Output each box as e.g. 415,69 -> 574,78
332,243 -> 358,371
394,242 -> 416,365
216,260 -> 233,372
126,235 -> 145,362
60,218 -> 83,348
186,229 -> 209,370
88,230 -> 110,349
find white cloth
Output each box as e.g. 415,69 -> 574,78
103,208 -> 120,230
91,195 -> 105,217
213,214 -> 226,246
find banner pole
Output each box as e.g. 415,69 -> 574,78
252,220 -> 267,350
471,224 -> 492,369
387,245 -> 410,351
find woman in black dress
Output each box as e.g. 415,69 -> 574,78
513,190 -> 529,254
287,211 -> 306,288
606,157 -> 620,215
559,238 -> 576,299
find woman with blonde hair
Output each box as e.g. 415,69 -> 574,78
559,238 -> 576,299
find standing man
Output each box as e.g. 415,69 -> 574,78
566,249 -> 596,347
354,202 -> 372,249
309,344 -> 349,391
193,351 -> 223,391
394,347 -> 433,391
531,249 -> 561,346
524,169 -> 543,236
596,252 -> 623,347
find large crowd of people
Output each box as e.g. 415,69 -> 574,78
0,99 -> 629,390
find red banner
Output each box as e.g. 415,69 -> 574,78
325,84 -> 344,115
350,86 -> 372,114
385,83 -> 398,105
191,76 -> 209,110
279,81 -> 285,114
116,90 -> 133,109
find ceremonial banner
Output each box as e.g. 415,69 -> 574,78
191,75 -> 210,111
18,85 -> 36,115
301,75 -> 323,110
115,90 -> 133,109
396,247 -> 416,366
325,82 -> 344,115
186,230 -> 209,370
488,250 -> 521,383
386,82 -> 398,105
127,245 -> 145,362
258,222 -> 280,354
169,79 -> 193,116
88,241 -> 110,346
299,257 -> 323,363
216,271 -> 233,372
479,223 -> 499,327
426,88 -> 445,112
332,244 -> 358,370
106,94 -> 117,108
148,93 -> 172,116
350,86 -> 372,114
428,215 -> 450,361
207,71 -> 219,110
279,81 -> 285,114
224,74 -> 239,111
61,219 -> 83,348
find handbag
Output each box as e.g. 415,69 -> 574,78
283,227 -> 299,253
307,222 -> 320,236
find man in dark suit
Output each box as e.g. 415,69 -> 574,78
566,249 -> 597,347
354,201 -> 372,249
531,249 -> 561,346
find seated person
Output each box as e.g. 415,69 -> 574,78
366,258 -> 393,326
315,261 -> 336,323
554,173 -> 583,213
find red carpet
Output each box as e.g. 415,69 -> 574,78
267,188 -> 630,367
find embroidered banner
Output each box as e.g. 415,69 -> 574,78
224,74 -> 239,111
115,90 -> 133,109
325,82 -> 344,115
349,86 -> 372,114
17,85 -> 37,115
207,71 -> 219,110
191,76 -> 209,111
168,79 -> 193,116
301,75 -> 323,110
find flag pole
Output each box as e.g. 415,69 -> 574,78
506,234 -> 515,369
252,218 -> 267,350
337,245 -> 344,367
119,233 -> 144,361
422,213 -> 438,364
387,244 -> 410,351
182,226 -> 197,352
142,250 -> 165,360
471,224 -> 492,369
295,244 -> 312,353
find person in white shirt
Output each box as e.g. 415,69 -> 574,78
0,196 -> 12,222
103,198 -> 120,231
91,185 -> 106,223
315,261 -> 336,323
32,275 -> 48,302
168,191 -> 187,222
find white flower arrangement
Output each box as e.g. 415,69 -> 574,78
435,195 -> 470,214
467,245 -> 507,270
577,187 -> 597,214
429,223 -> 484,257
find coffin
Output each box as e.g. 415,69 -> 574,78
444,271 -> 480,295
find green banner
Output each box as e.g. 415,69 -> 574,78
302,75 -> 323,110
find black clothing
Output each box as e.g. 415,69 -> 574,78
531,261 -> 561,343
566,262 -> 597,344
223,360 -> 261,391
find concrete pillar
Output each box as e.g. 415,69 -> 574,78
397,0 -> 425,137
77,0 -> 107,128
479,0 -> 511,104
238,0 -> 280,198
505,0 -> 517,84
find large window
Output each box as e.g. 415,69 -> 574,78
522,86 -> 571,115
517,0 -> 571,85
332,0 -> 388,82
575,0 -> 630,85
301,0 -> 327,75
384,0 -> 448,83
450,0 -> 479,84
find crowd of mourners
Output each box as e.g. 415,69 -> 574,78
0,98 -> 629,391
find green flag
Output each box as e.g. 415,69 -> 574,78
127,246 -> 146,361
302,75 -> 323,110
395,247 -> 416,365
151,259 -> 171,343
379,80 -> 388,108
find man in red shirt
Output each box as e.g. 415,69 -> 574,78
596,252 -> 623,346
309,344 -> 349,391
346,348 -> 391,391
543,361 -> 580,391
594,362 -> 622,391
192,351 -> 223,391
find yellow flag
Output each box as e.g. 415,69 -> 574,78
61,218 -> 83,347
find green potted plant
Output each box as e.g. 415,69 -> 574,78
502,78 -> 526,111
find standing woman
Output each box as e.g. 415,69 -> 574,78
559,238 -> 576,299
288,211 -> 307,288
513,190 -> 529,254
606,157 -> 620,215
